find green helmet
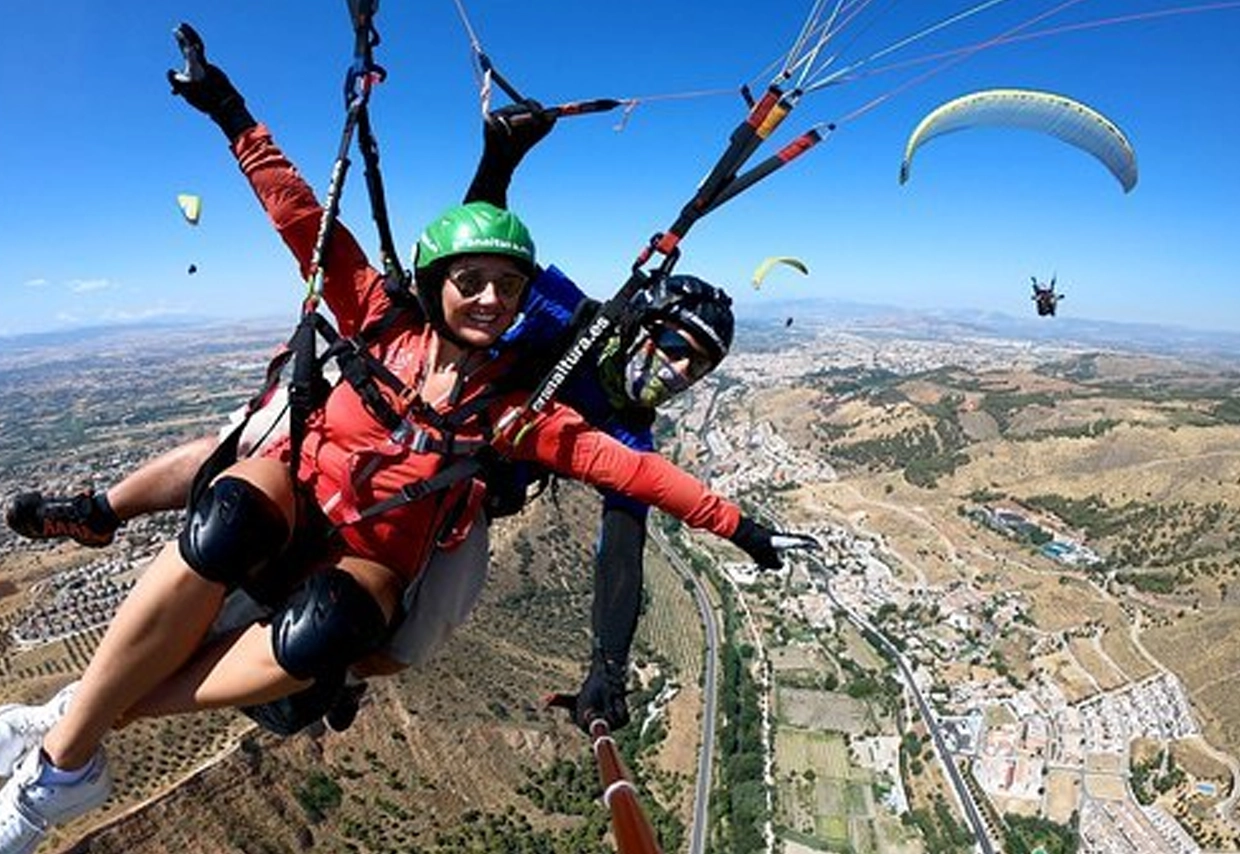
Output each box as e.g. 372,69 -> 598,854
413,201 -> 535,275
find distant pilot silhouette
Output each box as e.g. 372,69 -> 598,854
1031,275 -> 1063,317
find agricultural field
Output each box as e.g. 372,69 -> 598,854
774,728 -> 920,854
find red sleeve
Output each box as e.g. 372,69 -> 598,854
501,402 -> 742,539
232,125 -> 388,335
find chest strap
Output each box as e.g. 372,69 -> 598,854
337,457 -> 486,529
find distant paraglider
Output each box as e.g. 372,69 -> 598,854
1031,275 -> 1064,317
177,193 -> 202,225
177,193 -> 202,274
899,89 -> 1138,193
752,256 -> 809,290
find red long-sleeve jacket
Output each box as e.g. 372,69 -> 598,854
233,125 -> 741,579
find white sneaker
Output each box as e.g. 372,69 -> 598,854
0,747 -> 111,854
0,684 -> 79,778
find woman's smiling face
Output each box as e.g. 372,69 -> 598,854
439,254 -> 529,348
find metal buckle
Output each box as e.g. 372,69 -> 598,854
391,420 -> 432,453
409,427 -> 431,453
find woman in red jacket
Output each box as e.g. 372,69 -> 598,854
0,28 -> 808,851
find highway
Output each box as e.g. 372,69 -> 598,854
651,527 -> 719,854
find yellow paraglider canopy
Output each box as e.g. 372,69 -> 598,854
177,193 -> 202,225
752,256 -> 809,290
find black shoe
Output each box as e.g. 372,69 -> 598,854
240,677 -> 367,737
5,491 -> 119,547
325,681 -> 367,732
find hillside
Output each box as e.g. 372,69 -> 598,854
746,350 -> 1240,760
7,485 -> 648,853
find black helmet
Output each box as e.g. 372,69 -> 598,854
637,274 -> 734,366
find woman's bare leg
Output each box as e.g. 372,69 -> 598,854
40,543 -> 228,767
121,555 -> 403,719
41,457 -> 296,769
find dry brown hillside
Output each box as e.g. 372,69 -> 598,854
25,485 -> 642,854
759,353 -> 1240,762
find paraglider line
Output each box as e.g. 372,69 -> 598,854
831,0 -> 1088,126
804,0 -> 1019,93
450,0 -> 661,128
846,1 -> 1240,82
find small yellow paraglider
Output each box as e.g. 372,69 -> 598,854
177,193 -> 203,274
752,256 -> 809,290
177,193 -> 202,225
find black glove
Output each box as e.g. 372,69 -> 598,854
464,99 -> 556,208
167,23 -> 256,143
573,651 -> 630,734
729,516 -> 821,570
486,99 -> 556,165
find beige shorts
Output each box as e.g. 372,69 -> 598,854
219,389 -> 290,458
385,517 -> 490,667
221,358 -> 341,457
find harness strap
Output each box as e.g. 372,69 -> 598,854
318,318 -> 405,434
289,311 -> 332,483
317,308 -> 490,445
341,457 -> 485,527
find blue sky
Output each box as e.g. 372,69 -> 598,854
2,1 -> 1238,338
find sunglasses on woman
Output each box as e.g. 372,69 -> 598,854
447,265 -> 528,302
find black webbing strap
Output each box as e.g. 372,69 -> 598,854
356,105 -> 406,290
286,313 -> 320,481
287,0 -> 403,480
306,299 -> 503,460
495,264 -> 659,445
342,457 -> 485,527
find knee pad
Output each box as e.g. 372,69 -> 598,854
179,475 -> 289,587
271,568 -> 390,682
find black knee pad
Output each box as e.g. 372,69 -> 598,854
179,475 -> 289,587
270,568 -> 390,682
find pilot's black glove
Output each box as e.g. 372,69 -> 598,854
729,516 -> 821,570
465,99 -> 556,208
167,23 -> 256,143
573,651 -> 630,734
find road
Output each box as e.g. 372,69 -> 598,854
805,549 -> 998,854
650,527 -> 719,854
